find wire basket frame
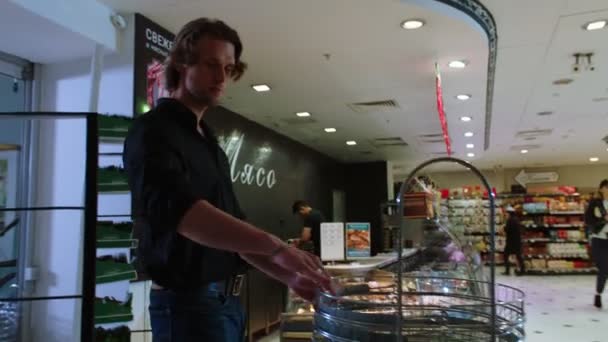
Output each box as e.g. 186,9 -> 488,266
314,275 -> 524,341
397,158 -> 498,340
313,158 -> 523,341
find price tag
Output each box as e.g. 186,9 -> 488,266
320,223 -> 345,261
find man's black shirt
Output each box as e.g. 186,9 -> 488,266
123,98 -> 246,290
504,216 -> 523,253
304,209 -> 325,257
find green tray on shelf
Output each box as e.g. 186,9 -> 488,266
94,326 -> 131,342
98,114 -> 133,141
97,221 -> 136,248
95,258 -> 137,284
98,167 -> 129,193
94,295 -> 133,324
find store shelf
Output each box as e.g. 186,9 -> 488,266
499,193 -> 580,198
524,239 -> 588,243
464,232 -> 492,236
525,268 -> 597,275
96,221 -> 136,249
524,225 -> 584,230
98,114 -> 132,141
524,255 -> 589,260
94,296 -> 133,324
523,212 -> 584,217
95,259 -> 137,284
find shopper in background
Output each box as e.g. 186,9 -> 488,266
586,179 -> 608,308
123,18 -> 332,342
292,200 -> 326,257
502,205 -> 525,276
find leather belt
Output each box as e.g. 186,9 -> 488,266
151,274 -> 245,296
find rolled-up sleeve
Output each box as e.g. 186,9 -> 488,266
123,120 -> 200,234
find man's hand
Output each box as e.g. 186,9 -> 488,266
287,273 -> 320,302
271,245 -> 333,295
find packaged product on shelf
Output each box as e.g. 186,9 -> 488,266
531,259 -> 547,269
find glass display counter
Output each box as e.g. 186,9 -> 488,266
282,158 -> 527,342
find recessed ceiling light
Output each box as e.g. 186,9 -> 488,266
460,116 -> 472,122
346,140 -> 357,146
537,111 -> 554,116
296,112 -> 311,117
401,19 -> 424,30
464,132 -> 474,137
467,153 -> 475,158
590,157 -> 599,162
456,94 -> 471,101
466,144 -> 474,149
521,149 -> 529,154
553,78 -> 573,85
584,20 -> 607,31
252,84 -> 271,92
448,60 -> 468,68
324,128 -> 337,133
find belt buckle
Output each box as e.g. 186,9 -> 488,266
231,274 -> 245,296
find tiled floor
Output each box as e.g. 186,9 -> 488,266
256,274 -> 606,342
496,273 -> 606,342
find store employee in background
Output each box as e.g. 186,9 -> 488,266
124,18 -> 331,342
292,200 -> 326,256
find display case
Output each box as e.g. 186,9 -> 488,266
309,158 -> 525,342
280,250 -> 420,342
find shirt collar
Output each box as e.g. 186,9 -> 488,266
155,98 -> 218,144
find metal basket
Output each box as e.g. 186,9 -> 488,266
313,158 -> 525,341
313,275 -> 524,341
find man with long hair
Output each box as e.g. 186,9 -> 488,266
124,18 -> 331,341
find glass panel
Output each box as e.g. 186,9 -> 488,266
0,115 -> 92,342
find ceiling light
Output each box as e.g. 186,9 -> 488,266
584,20 -> 607,31
296,112 -> 311,117
346,141 -> 357,146
521,149 -> 529,154
553,78 -> 573,85
590,157 -> 600,162
448,60 -> 467,69
467,153 -> 475,158
460,116 -> 472,122
401,19 -> 424,30
466,144 -> 474,149
537,111 -> 554,116
324,128 -> 337,133
252,84 -> 271,92
456,94 -> 471,101
464,132 -> 474,137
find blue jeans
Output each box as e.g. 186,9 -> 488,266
149,287 -> 246,342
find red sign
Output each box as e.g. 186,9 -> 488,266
435,63 -> 452,156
